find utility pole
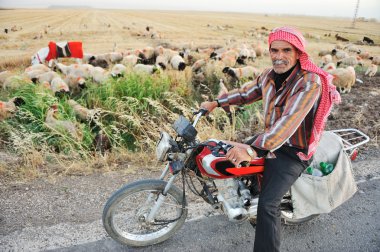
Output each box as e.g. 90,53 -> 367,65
351,0 -> 360,28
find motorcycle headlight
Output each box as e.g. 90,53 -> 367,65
156,131 -> 172,161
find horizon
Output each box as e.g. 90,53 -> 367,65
0,0 -> 379,20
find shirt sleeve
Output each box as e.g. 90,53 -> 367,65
216,75 -> 263,109
252,75 -> 321,152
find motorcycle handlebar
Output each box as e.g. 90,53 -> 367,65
192,109 -> 208,127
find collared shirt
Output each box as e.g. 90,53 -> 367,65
217,63 -> 321,153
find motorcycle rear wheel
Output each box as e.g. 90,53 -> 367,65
102,179 -> 188,247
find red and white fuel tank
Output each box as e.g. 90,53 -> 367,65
195,140 -> 264,179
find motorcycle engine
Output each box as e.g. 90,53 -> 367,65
214,178 -> 259,222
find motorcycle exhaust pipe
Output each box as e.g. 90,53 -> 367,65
217,194 -> 247,221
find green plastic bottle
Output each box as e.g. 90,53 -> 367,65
306,166 -> 323,177
320,162 -> 334,175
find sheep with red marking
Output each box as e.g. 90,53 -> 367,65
0,97 -> 25,121
326,66 -> 356,93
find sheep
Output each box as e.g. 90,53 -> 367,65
25,64 -> 50,73
0,71 -> 13,88
326,66 -> 356,93
90,66 -> 110,84
331,49 -> 349,60
0,97 -> 25,121
337,56 -> 363,67
64,74 -> 86,94
67,99 -> 100,122
3,75 -> 33,90
365,64 -> 378,77
155,55 -> 169,70
318,50 -> 331,57
357,51 -> 370,60
191,58 -> 208,72
133,64 -> 160,74
50,77 -> 70,96
33,71 -> 59,84
335,34 -> 349,42
320,54 -> 333,67
88,56 -> 109,69
344,44 -> 361,53
111,64 -> 127,77
222,66 -> 260,81
45,104 -> 82,140
121,54 -> 142,66
170,55 -> 186,71
140,46 -> 156,64
93,52 -> 123,64
363,36 -> 374,45
369,56 -> 380,65
322,62 -> 336,71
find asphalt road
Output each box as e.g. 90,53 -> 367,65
49,177 -> 380,252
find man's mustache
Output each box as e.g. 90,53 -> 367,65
272,60 -> 289,65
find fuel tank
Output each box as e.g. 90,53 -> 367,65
195,140 -> 264,179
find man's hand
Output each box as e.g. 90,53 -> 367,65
200,101 -> 218,115
224,142 -> 257,167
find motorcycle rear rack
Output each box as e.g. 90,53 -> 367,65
330,128 -> 370,151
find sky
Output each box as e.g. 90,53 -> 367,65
0,0 -> 379,20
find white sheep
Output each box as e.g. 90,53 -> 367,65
337,56 -> 363,67
111,64 -> 127,77
67,99 -> 100,122
24,64 -> 50,73
344,44 -> 361,53
133,64 -> 160,74
222,66 -> 260,80
121,54 -> 142,66
331,49 -> 349,60
365,64 -> 378,77
170,55 -> 186,71
191,58 -> 208,72
155,55 -> 169,70
64,74 -> 86,93
90,66 -> 110,84
369,56 -> 380,65
326,66 -> 356,93
50,77 -> 70,96
323,62 -> 336,71
34,71 -> 60,84
320,54 -> 333,67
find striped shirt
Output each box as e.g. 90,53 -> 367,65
217,63 -> 321,153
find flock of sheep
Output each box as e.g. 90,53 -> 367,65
0,30 -> 379,144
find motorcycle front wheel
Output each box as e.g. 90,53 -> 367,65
102,179 -> 188,247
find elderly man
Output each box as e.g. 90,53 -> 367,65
201,27 -> 340,251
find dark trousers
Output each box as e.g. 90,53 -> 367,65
253,145 -> 309,252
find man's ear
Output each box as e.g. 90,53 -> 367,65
296,49 -> 301,59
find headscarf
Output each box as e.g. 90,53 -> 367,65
268,27 -> 341,160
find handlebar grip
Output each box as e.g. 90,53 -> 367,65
193,108 -> 208,116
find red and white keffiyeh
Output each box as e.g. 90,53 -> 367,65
268,27 -> 341,160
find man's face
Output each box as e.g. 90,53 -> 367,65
270,40 -> 299,74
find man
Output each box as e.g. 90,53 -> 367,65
201,27 -> 340,252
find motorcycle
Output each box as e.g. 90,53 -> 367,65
102,109 -> 369,247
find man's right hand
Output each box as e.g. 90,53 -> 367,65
200,101 -> 218,115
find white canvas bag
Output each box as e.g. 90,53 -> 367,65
291,131 -> 357,219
